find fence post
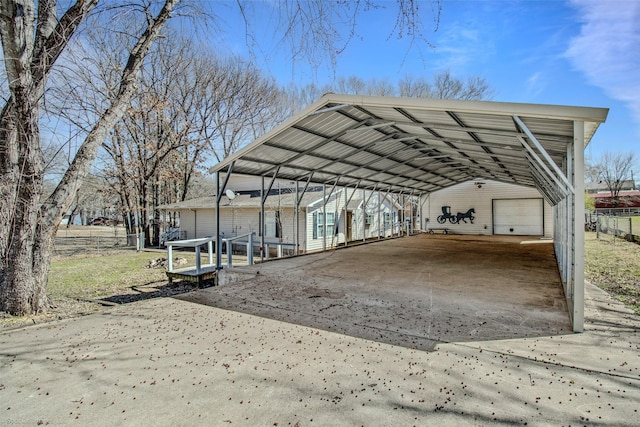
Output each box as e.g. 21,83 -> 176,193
137,232 -> 145,251
226,239 -> 232,268
247,233 -> 254,265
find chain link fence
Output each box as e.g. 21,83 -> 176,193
53,234 -> 142,256
586,213 -> 639,244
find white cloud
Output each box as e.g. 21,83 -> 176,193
526,72 -> 544,97
565,0 -> 640,121
432,20 -> 494,72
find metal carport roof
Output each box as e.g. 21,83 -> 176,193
210,94 -> 608,200
209,93 -> 608,333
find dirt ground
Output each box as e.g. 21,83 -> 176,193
181,233 -> 572,351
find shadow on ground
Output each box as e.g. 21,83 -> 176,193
177,234 -> 574,351
100,280 -> 211,305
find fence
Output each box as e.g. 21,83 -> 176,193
595,207 -> 640,216
585,213 -> 639,243
53,234 -> 140,256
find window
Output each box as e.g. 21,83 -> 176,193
313,211 -> 335,239
365,213 -> 374,225
318,211 -> 324,238
325,212 -> 335,237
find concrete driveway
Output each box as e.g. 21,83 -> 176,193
187,234 -> 572,351
1,235 -> 639,426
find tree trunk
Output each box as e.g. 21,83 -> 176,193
67,202 -> 79,228
0,0 -> 179,315
0,107 -> 51,314
152,179 -> 161,247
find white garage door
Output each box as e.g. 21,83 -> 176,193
493,198 -> 544,235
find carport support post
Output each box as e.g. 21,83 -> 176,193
295,180 -> 299,255
261,176 -> 265,262
322,184 -> 326,252
400,194 -> 404,235
295,174 -> 313,255
344,187 -> 348,246
377,190 -> 381,240
362,187 -> 366,243
338,186 -> 349,246
215,171 -> 222,272
572,121 -> 585,332
419,193 -> 423,232
382,187 -> 392,237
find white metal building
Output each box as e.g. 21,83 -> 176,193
423,179 -> 554,236
208,94 -> 608,332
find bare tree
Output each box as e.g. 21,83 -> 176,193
287,70 -> 493,109
430,70 -> 493,100
398,75 -> 433,98
0,0 -> 180,315
1,0 -> 442,315
239,0 -> 440,77
335,76 -> 367,95
594,151 -> 637,206
102,44 -> 280,244
209,58 -> 282,161
64,174 -> 116,226
281,82 -> 328,115
584,155 -> 601,185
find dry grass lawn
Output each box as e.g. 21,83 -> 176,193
584,231 -> 640,314
2,228 -> 639,328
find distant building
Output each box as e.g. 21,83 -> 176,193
593,190 -> 640,211
586,179 -> 636,194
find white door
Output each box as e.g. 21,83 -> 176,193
493,198 -> 544,235
265,210 -> 276,238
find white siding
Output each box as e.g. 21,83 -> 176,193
179,210 -> 196,239
175,206 -> 306,249
173,208 -> 218,239
306,189 -> 399,252
422,180 -> 553,237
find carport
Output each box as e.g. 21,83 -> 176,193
209,94 -> 608,332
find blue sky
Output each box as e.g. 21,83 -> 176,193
213,0 -> 639,161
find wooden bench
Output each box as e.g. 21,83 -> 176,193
166,266 -> 217,287
165,237 -> 217,287
428,228 -> 451,234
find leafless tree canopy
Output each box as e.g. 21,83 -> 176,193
0,0 -> 443,315
592,151 -> 637,202
0,0 -> 180,315
238,0 -> 441,74
284,70 -> 494,111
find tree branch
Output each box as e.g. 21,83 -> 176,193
39,0 -> 179,227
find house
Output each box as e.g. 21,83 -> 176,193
305,188 -> 402,252
158,186 -> 319,254
593,190 -> 640,211
161,175 -> 553,252
586,180 -> 636,194
158,175 -> 402,254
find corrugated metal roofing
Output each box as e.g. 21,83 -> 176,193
158,190 -> 323,210
210,94 -> 608,198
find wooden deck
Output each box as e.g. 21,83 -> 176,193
166,265 -> 218,287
